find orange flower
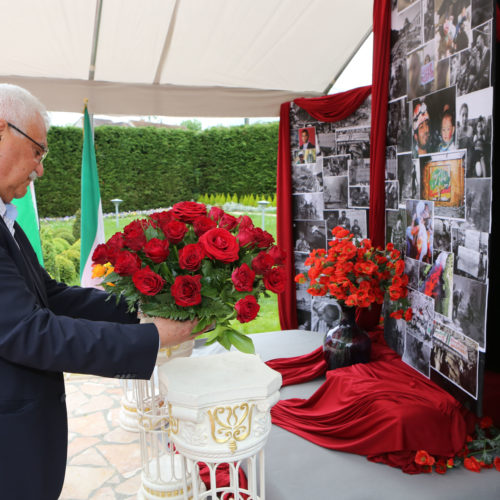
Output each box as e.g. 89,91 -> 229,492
494,457 -> 500,471
464,456 -> 481,473
447,458 -> 454,468
332,226 -> 350,238
479,416 -> 493,429
91,264 -> 107,279
390,309 -> 404,320
395,259 -> 405,275
386,242 -> 394,251
479,461 -> 494,469
434,460 -> 447,474
345,295 -> 358,307
295,273 -> 306,284
415,450 -> 435,466
404,308 -> 413,321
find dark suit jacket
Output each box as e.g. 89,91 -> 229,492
0,218 -> 159,499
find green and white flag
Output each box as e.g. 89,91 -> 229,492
80,105 -> 105,287
12,182 -> 43,265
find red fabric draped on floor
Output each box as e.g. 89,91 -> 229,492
266,330 -> 475,474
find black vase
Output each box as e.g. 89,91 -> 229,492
322,305 -> 371,370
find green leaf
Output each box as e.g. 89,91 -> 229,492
227,330 -> 255,354
217,331 -> 232,351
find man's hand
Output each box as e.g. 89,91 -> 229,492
153,317 -> 200,347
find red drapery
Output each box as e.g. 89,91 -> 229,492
277,86 -> 372,330
266,329 -> 475,474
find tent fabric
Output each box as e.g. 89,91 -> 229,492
0,0 -> 373,117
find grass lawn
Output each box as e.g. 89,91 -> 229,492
40,210 -> 280,334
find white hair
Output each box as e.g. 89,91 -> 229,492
0,83 -> 50,131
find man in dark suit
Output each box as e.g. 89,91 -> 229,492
299,128 -> 315,150
0,84 -> 199,499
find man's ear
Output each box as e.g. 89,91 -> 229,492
0,119 -> 8,136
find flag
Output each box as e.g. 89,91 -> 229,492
12,182 -> 44,265
80,104 -> 105,287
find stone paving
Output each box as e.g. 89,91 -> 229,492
61,373 -> 143,500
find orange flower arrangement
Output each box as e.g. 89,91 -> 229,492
414,417 -> 500,474
296,226 -> 412,319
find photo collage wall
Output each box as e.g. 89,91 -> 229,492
385,0 -> 494,408
290,98 -> 372,335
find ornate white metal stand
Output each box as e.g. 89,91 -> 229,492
158,351 -> 282,499
118,379 -> 139,432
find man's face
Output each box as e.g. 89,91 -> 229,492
0,115 -> 46,203
415,119 -> 430,151
301,130 -> 309,144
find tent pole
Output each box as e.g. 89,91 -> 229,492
89,0 -> 104,80
322,28 -> 372,96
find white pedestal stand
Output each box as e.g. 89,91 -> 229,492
134,320 -> 198,499
118,379 -> 139,432
158,351 -> 282,500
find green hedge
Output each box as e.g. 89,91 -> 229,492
35,122 -> 278,217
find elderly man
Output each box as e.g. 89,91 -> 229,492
412,101 -> 431,157
0,84 -> 200,499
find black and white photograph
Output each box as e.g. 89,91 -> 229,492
338,96 -> 372,128
406,289 -> 435,344
324,210 -> 339,236
297,308 -> 312,331
348,186 -> 370,208
407,46 -> 435,101
389,45 -> 408,101
403,330 -> 432,377
451,225 -> 488,281
317,130 -> 337,157
348,158 -> 370,185
293,193 -> 324,220
293,221 -> 327,253
326,209 -> 368,239
386,209 -> 406,253
386,146 -> 398,179
292,163 -> 323,193
471,0 -> 493,28
323,176 -> 348,209
311,298 -> 340,334
397,0 -> 418,12
323,155 -> 349,177
296,286 -> 312,310
467,21 -> 492,93
432,217 -> 452,255
431,319 -> 479,398
465,178 -> 491,233
395,2 -> 422,52
398,153 -> 420,200
451,274 -> 487,349
435,57 -> 450,91
336,127 -> 370,158
385,181 -> 399,210
384,305 -> 406,356
405,256 -> 420,289
423,0 -> 435,43
405,199 -> 434,264
419,251 -> 454,318
294,252 -> 308,277
435,0 -> 472,60
456,87 -> 492,178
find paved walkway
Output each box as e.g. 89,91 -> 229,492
61,374 -> 143,500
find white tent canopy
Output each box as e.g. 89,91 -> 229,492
0,0 -> 373,117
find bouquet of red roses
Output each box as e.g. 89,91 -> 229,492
91,201 -> 286,353
296,226 -> 412,319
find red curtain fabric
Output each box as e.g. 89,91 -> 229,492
277,86 -> 373,330
266,329 -> 474,473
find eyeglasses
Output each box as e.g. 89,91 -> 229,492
7,122 -> 48,163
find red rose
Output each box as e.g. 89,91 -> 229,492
179,243 -> 205,270
123,220 -> 147,251
253,227 -> 275,248
434,460 -> 447,474
199,228 -> 240,263
106,232 -> 125,264
144,238 -> 170,263
237,215 -> 254,231
149,210 -> 175,226
172,201 -> 207,223
235,295 -> 260,323
161,220 -> 188,244
263,267 -> 286,293
114,251 -> 142,276
219,213 -> 239,231
268,245 -> 286,265
251,251 -> 274,274
464,456 -> 481,473
237,228 -> 257,248
231,263 -> 256,292
208,206 -> 225,222
171,275 -> 202,306
479,416 -> 493,429
92,243 -> 109,264
132,266 -> 165,296
193,215 -> 217,237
